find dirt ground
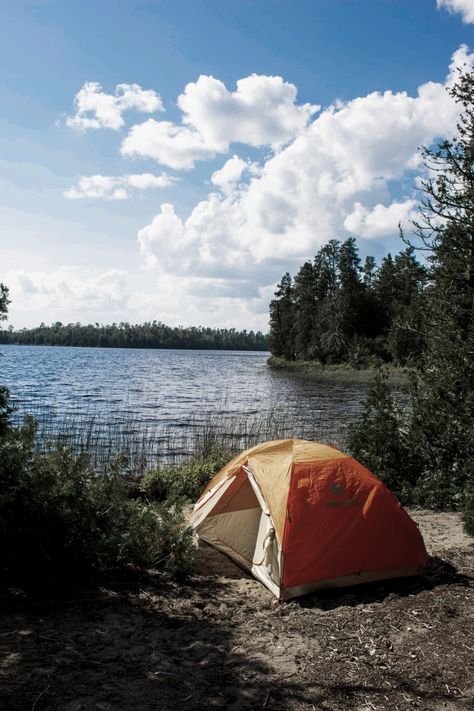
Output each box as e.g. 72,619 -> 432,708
1,510 -> 473,711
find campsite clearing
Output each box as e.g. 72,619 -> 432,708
1,510 -> 473,710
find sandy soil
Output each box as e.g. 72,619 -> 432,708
1,510 -> 473,711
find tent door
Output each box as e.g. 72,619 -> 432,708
195,469 -> 262,567
193,466 -> 281,595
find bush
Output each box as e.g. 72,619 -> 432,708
0,417 -> 196,582
141,449 -> 232,504
347,369 -> 417,503
346,335 -> 384,370
154,505 -> 198,580
348,368 -> 474,516
0,384 -> 13,437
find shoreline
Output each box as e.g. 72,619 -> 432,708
267,355 -> 410,385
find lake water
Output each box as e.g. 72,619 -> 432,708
0,345 -> 369,464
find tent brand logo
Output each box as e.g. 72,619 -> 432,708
297,477 -> 311,488
330,482 -> 344,495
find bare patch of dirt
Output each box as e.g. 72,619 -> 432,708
1,510 -> 473,710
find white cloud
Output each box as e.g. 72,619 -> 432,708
138,203 -> 187,268
66,82 -> 163,130
64,172 -> 178,200
343,200 -> 418,238
121,74 -> 317,169
137,45 -> 474,305
121,119 -> 215,170
437,0 -> 474,24
178,74 -> 318,150
6,268 -> 128,314
211,155 -> 259,194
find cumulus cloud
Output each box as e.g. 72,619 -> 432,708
211,155 -> 260,194
121,74 -> 317,169
121,120 -> 215,170
343,200 -> 418,238
6,268 -> 128,313
66,82 -> 163,130
178,74 -> 318,149
64,173 -> 178,200
437,0 -> 474,24
137,45 -> 474,304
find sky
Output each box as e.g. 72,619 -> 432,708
1,0 -> 474,332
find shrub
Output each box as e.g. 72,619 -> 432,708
141,449 -> 232,504
0,384 -> 13,437
348,368 -> 474,514
154,505 -> 198,580
0,418 -> 196,582
347,369 -> 416,503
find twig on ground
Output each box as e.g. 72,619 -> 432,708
31,683 -> 51,711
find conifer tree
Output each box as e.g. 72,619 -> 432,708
362,256 -> 377,288
0,283 -> 8,320
268,273 -> 296,360
387,248 -> 427,363
293,262 -> 316,359
337,237 -> 364,339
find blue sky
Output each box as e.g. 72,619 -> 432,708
1,0 -> 473,330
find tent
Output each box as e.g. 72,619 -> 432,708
190,439 -> 428,600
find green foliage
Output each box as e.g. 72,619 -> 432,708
153,505 -> 197,580
346,335 -> 383,370
268,240 -> 426,367
0,385 -> 13,438
0,320 -> 267,351
0,283 -> 9,320
347,370 -> 415,502
141,449 -> 232,504
268,273 -> 296,360
0,418 -> 196,582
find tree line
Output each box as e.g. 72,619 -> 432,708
0,321 -> 268,351
269,239 -> 428,367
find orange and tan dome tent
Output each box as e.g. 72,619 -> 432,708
190,439 -> 428,600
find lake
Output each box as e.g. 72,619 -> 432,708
0,345 -> 370,464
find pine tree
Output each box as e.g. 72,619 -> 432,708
293,262 -> 316,359
362,256 -> 377,288
268,273 -> 296,360
387,248 -> 427,364
337,237 -> 364,338
314,240 -> 348,362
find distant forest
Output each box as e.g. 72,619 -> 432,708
0,321 -> 268,351
269,238 -> 427,367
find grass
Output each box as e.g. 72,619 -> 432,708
11,402 -> 358,477
267,356 -> 410,385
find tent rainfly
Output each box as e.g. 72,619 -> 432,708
190,439 -> 428,600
